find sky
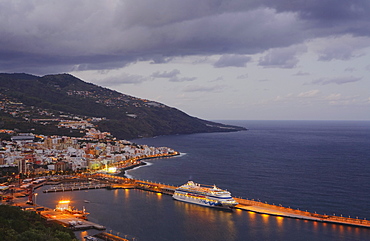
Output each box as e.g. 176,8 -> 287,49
1,0 -> 370,121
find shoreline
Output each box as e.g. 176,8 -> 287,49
115,151 -> 180,178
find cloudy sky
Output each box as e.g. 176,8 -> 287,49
1,0 -> 370,120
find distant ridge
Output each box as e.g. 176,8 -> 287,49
0,73 -> 246,139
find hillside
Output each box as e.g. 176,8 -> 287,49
0,73 -> 246,139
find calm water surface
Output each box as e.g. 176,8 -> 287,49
36,120 -> 370,240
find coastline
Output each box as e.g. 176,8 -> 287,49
8,120 -> 369,241
116,151 -> 181,178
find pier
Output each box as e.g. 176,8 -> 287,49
43,182 -> 109,193
93,173 -> 370,229
234,198 -> 370,228
40,210 -> 106,231
38,173 -> 370,229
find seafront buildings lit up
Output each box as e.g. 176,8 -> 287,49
0,128 -> 176,177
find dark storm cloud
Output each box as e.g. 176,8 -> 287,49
1,0 -> 370,74
266,0 -> 370,32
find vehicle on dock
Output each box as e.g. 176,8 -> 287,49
84,236 -> 98,241
173,181 -> 238,209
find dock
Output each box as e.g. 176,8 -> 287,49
39,173 -> 370,229
108,184 -> 136,189
10,201 -> 106,232
43,182 -> 109,193
39,209 -> 106,230
94,174 -> 370,229
234,198 -> 370,228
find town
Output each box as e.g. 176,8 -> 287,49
0,127 -> 178,185
0,123 -> 179,240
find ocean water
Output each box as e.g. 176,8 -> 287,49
36,120 -> 370,240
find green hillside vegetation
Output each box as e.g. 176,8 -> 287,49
0,73 -> 246,139
0,205 -> 77,241
0,111 -> 84,138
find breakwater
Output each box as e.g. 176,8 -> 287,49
234,198 -> 370,228
39,173 -> 369,229
93,173 -> 370,229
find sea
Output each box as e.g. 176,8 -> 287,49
35,120 -> 370,241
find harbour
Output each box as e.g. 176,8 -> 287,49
37,173 -> 370,229
103,174 -> 370,229
35,178 -> 369,241
3,121 -> 370,240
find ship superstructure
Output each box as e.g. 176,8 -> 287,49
172,181 -> 238,209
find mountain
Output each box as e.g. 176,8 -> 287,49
0,73 -> 246,140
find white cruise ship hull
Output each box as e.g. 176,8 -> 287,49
173,181 -> 238,209
172,192 -> 237,209
173,194 -> 222,208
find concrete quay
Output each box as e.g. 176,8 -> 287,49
234,198 -> 370,228
9,199 -> 106,232
94,174 -> 370,229
43,183 -> 109,193
40,209 -> 106,230
108,183 -> 136,189
39,174 -> 369,229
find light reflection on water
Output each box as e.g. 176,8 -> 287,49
174,201 -> 237,241
35,186 -> 370,241
261,214 -> 269,225
275,216 -> 284,228
78,231 -> 88,241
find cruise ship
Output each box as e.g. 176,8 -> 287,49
173,181 -> 238,209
